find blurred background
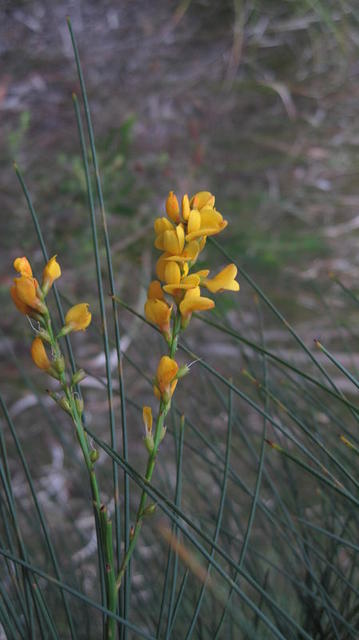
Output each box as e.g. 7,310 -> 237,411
1,1 -> 359,638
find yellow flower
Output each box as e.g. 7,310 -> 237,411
11,275 -> 45,314
166,191 -> 181,223
31,337 -> 51,371
42,255 -> 61,294
190,191 -> 215,210
143,406 -> 153,435
13,256 -> 33,277
179,286 -> 214,323
155,224 -> 185,255
162,240 -> 200,265
65,303 -> 92,332
145,299 -> 172,337
202,264 -> 240,293
154,217 -> 174,235
10,286 -> 34,316
185,207 -> 228,242
154,356 -> 179,400
163,273 -> 200,296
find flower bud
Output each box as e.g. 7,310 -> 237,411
59,396 -> 72,415
176,365 -> 190,379
75,397 -> 84,415
142,503 -> 156,517
144,433 -> 154,454
90,449 -> 100,463
71,369 -> 87,386
53,355 -> 65,374
166,191 -> 180,223
42,255 -> 61,296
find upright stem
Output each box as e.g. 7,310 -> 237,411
44,313 -> 117,639
116,311 -> 182,590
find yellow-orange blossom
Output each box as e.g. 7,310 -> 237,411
142,189 -> 239,439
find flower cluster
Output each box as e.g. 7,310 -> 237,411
145,190 -> 239,336
142,190 -> 239,449
11,255 -> 91,375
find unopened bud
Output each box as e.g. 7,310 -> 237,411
75,397 -> 84,415
159,426 -> 167,444
54,355 -> 65,374
176,365 -> 190,380
59,397 -> 72,415
144,433 -> 154,454
142,503 -> 156,517
166,191 -> 180,223
90,449 -> 100,463
71,369 -> 86,386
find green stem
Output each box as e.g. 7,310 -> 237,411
44,311 -> 117,639
116,310 -> 182,590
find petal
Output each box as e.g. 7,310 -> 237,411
31,337 -> 51,370
154,217 -> 173,235
190,191 -> 215,210
142,406 -> 153,433
176,224 -> 185,253
145,299 -> 172,331
148,280 -> 164,300
187,209 -> 201,234
65,303 -> 92,331
203,264 -> 240,293
200,208 -> 224,227
182,194 -> 190,221
166,191 -> 180,223
179,287 -> 214,317
13,256 -> 32,277
156,253 -> 170,281
156,356 -> 179,392
164,261 -> 181,285
162,241 -> 199,263
162,229 -> 180,254
10,285 -> 32,315
14,276 -> 41,310
42,255 -> 61,289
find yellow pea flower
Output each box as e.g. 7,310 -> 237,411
11,275 -> 45,314
202,264 -> 240,293
13,256 -> 33,277
190,191 -> 215,210
166,191 -> 181,223
162,240 -> 200,265
42,255 -> 61,295
31,337 -> 51,371
145,298 -> 172,337
163,273 -> 200,296
185,207 -> 228,242
154,356 -> 179,401
155,224 -> 185,255
179,286 -> 214,325
65,303 -> 92,332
